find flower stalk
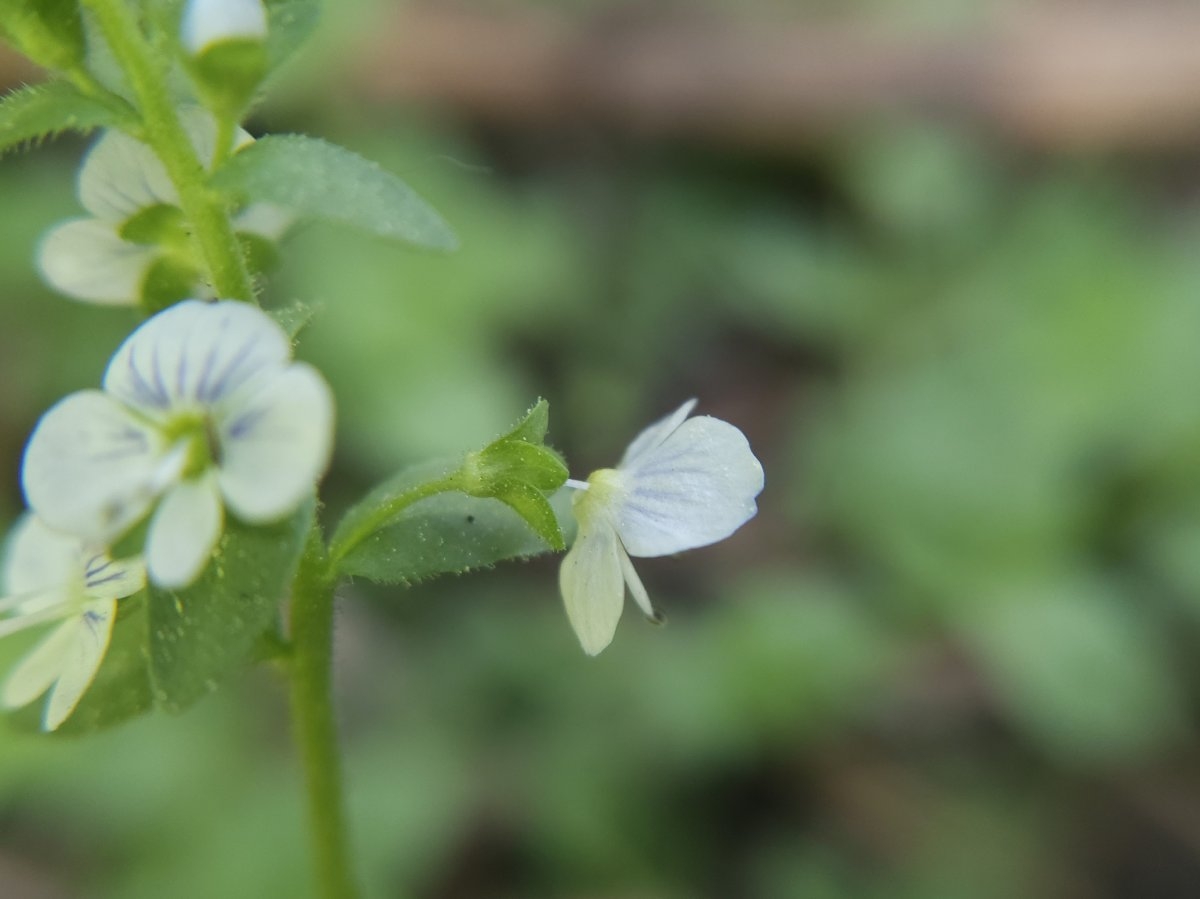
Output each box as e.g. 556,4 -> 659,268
289,527 -> 360,899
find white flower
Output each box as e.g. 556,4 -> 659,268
559,399 -> 764,655
181,0 -> 268,56
22,300 -> 334,589
38,109 -> 291,306
0,516 -> 145,731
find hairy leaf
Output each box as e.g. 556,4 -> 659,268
212,135 -> 458,250
337,490 -> 562,586
0,81 -> 128,157
147,502 -> 312,714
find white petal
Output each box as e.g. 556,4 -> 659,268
177,107 -> 254,169
216,363 -> 333,521
181,0 -> 268,56
79,128 -> 178,221
618,550 -> 658,621
4,515 -> 84,596
618,399 -> 698,469
559,520 -> 625,656
103,300 -> 292,415
22,391 -> 165,545
615,416 -> 764,558
38,219 -> 158,305
146,475 -> 223,588
235,202 -> 294,241
1,617 -> 77,710
42,599 -> 116,731
82,553 -> 147,602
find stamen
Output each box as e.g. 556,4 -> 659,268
564,479 -> 590,491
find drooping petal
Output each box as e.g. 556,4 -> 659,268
4,515 -> 84,596
37,219 -> 159,305
618,549 -> 658,621
78,128 -> 178,221
559,519 -> 625,656
103,300 -> 292,415
618,399 -> 698,469
146,474 -> 223,588
615,416 -> 764,558
181,0 -> 268,55
22,391 -> 166,545
1,617 -> 76,711
42,599 -> 116,731
216,363 -> 334,521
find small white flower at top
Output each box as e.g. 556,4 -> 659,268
559,399 -> 764,655
22,300 -> 334,589
181,0 -> 268,56
0,515 -> 145,731
38,108 -> 291,306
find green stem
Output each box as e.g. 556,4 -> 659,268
289,527 -> 360,899
80,0 -> 256,302
329,471 -> 463,564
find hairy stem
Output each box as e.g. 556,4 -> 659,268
289,528 -> 360,899
329,471 -> 463,565
80,0 -> 255,301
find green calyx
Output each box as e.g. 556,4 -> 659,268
461,399 -> 568,550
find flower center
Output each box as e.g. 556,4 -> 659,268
162,412 -> 222,477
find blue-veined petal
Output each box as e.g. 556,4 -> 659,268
103,300 -> 292,414
559,518 -> 625,656
78,128 -> 178,222
22,391 -> 165,545
216,362 -> 334,521
615,415 -> 764,558
42,599 -> 116,731
146,474 -> 223,588
37,219 -> 158,305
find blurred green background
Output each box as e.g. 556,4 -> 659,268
5,1 -> 1200,897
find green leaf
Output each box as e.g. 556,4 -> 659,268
147,503 -> 312,714
211,135 -> 458,251
0,81 -> 129,157
337,490 -> 560,585
264,0 -> 320,73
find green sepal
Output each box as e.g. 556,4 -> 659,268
487,479 -> 564,551
500,397 -> 549,445
473,439 -> 568,494
268,298 -> 319,339
147,501 -> 312,714
0,0 -> 87,72
187,39 -> 267,124
0,81 -> 130,158
210,134 -> 458,251
141,255 -> 203,313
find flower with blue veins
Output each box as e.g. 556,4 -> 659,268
22,299 -> 334,589
559,399 -> 765,655
0,515 -> 145,731
38,109 -> 291,307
